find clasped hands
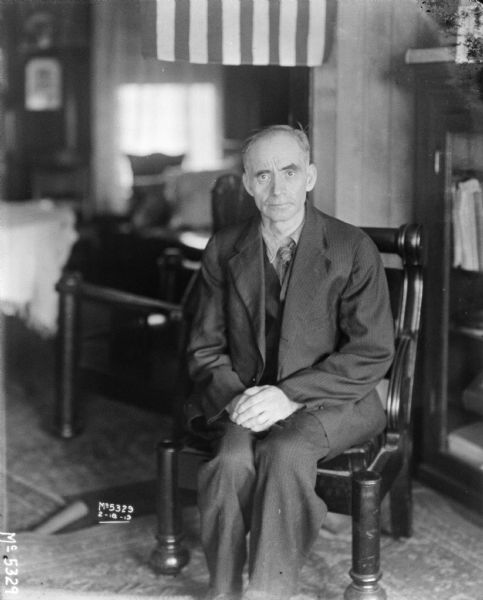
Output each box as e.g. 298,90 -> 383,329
226,385 -> 299,432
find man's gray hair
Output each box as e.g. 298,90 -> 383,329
241,125 -> 311,171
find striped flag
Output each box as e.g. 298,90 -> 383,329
140,0 -> 335,66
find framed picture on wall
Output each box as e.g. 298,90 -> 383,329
25,57 -> 62,111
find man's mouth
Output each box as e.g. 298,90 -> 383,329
267,201 -> 290,207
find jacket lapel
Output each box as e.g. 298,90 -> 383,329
280,204 -> 332,350
227,218 -> 266,364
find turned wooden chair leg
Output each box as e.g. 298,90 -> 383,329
390,436 -> 413,538
151,439 -> 190,575
344,471 -> 386,600
389,464 -> 412,538
55,272 -> 82,438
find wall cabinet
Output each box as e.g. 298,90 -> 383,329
413,58 -> 483,515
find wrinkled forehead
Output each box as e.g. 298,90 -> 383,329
244,132 -> 309,172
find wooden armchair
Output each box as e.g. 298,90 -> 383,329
150,176 -> 424,600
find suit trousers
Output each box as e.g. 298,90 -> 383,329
197,409 -> 330,599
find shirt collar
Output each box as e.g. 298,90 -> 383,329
260,217 -> 305,264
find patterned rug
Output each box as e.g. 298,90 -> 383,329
16,593 -> 188,600
6,381 -> 171,532
11,485 -> 483,600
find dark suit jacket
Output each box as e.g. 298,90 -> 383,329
185,202 -> 395,459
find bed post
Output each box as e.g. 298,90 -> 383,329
55,271 -> 82,438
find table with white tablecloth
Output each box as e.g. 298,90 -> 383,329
0,200 -> 78,336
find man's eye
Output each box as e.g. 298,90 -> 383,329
286,170 -> 295,177
258,174 -> 270,183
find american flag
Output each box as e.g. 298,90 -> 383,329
141,0 -> 335,66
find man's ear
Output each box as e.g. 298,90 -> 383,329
242,172 -> 254,197
305,163 -> 317,192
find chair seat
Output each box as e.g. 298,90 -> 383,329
315,438 -> 382,514
318,437 -> 381,473
175,432 -> 382,494
180,430 -> 380,468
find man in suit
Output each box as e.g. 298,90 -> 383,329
185,125 -> 394,600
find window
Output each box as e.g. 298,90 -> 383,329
118,81 -> 223,171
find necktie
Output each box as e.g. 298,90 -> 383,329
275,239 -> 296,284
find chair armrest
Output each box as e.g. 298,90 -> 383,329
385,334 -> 416,440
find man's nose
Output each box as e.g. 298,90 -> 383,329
271,173 -> 284,195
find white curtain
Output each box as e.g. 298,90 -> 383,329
92,0 -> 224,213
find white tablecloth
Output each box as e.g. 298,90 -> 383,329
0,200 -> 78,336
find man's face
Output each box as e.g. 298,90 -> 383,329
242,132 -> 317,228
